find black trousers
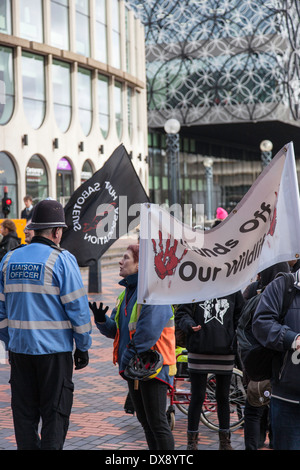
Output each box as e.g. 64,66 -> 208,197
188,372 -> 232,431
244,400 -> 270,450
127,378 -> 174,450
9,351 -> 74,450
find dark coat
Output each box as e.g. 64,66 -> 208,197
252,271 -> 300,403
21,207 -> 33,220
0,231 -> 21,261
175,291 -> 245,355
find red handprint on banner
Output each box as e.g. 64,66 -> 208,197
152,230 -> 188,280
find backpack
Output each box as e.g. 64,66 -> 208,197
237,271 -> 296,382
237,291 -> 263,364
247,379 -> 272,407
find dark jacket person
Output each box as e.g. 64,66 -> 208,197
0,219 -> 21,261
252,264 -> 300,450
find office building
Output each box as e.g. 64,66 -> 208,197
127,0 -> 300,221
0,0 -> 148,218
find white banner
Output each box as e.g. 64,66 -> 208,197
138,142 -> 300,305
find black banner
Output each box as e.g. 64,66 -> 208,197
61,145 -> 149,266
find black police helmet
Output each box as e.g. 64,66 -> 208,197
26,199 -> 67,230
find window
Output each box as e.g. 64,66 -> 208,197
125,7 -> 131,73
52,60 -> 71,132
0,0 -> 12,35
78,67 -> 92,135
56,157 -> 73,205
75,0 -> 90,57
114,80 -> 123,139
50,0 -> 69,50
111,0 -> 121,69
136,90 -> 142,142
0,152 -> 17,218
95,0 -> 107,63
22,52 -> 45,129
20,0 -> 43,42
127,86 -> 133,139
97,74 -> 109,138
81,160 -> 93,184
0,46 -> 14,125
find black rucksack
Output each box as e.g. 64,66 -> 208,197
237,271 -> 296,381
237,291 -> 263,364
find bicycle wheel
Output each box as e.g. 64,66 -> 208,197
200,368 -> 246,431
166,405 -> 176,430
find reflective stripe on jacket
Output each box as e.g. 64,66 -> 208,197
0,242 -> 92,355
113,290 -> 176,366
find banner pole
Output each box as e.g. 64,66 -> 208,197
88,259 -> 102,293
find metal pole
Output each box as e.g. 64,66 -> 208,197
260,140 -> 273,168
261,150 -> 272,168
205,165 -> 213,221
88,259 -> 102,293
166,132 -> 180,206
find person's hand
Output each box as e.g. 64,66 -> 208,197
74,349 -> 89,370
294,335 -> 300,350
191,325 -> 201,332
89,301 -> 109,323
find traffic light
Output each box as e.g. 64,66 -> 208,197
2,187 -> 12,217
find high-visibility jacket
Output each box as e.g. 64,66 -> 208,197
0,240 -> 92,355
113,290 -> 176,368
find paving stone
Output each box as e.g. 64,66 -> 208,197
0,238 -> 261,452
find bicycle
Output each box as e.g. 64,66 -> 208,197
167,348 -> 246,431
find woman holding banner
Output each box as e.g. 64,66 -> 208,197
175,291 -> 244,450
89,244 -> 176,450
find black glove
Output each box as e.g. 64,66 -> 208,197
89,301 -> 109,323
74,349 -> 89,370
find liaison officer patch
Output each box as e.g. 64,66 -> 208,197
8,263 -> 43,281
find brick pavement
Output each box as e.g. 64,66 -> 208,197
0,237 -> 251,451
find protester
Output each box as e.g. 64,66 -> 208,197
216,207 -> 228,221
252,262 -> 300,450
175,291 -> 244,450
242,262 -> 290,450
0,219 -> 21,261
90,244 -> 176,450
289,259 -> 300,272
20,195 -> 33,220
211,207 -> 228,228
0,199 -> 92,450
242,274 -> 261,300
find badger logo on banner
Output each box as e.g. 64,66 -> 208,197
138,142 -> 300,305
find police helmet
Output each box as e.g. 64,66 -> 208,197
26,199 -> 67,230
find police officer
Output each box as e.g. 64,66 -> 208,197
0,199 -> 92,450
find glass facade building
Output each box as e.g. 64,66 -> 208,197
0,0 -> 148,218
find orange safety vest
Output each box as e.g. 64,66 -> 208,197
112,290 -> 176,371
